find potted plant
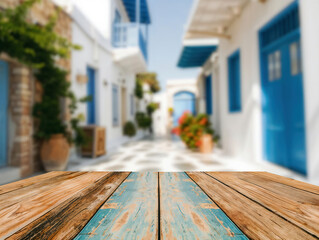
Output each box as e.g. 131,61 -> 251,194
172,112 -> 219,153
0,0 -> 84,171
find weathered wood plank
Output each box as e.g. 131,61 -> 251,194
0,171 -> 86,211
250,172 -> 319,195
187,172 -> 317,240
74,172 -> 158,240
0,172 -> 109,239
160,172 -> 248,239
0,171 -> 66,195
8,172 -> 130,240
206,172 -> 319,237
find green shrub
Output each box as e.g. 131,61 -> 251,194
123,121 -> 137,137
135,112 -> 152,129
135,79 -> 144,99
147,102 -> 158,116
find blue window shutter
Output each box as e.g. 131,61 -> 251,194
205,75 -> 213,115
228,50 -> 242,112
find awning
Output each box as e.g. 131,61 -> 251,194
121,0 -> 151,24
177,41 -> 218,68
185,0 -> 249,40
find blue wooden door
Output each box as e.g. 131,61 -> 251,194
261,33 -> 306,173
173,91 -> 196,126
205,75 -> 213,115
0,60 -> 8,167
260,2 -> 306,175
87,67 -> 96,125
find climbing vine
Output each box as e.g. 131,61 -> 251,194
0,0 -> 86,145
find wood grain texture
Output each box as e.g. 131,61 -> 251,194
74,172 -> 158,240
0,171 -> 65,195
0,172 -> 109,239
187,172 -> 317,240
7,172 -> 130,240
206,172 -> 319,237
0,172 -> 86,211
160,172 -> 248,239
250,172 -> 319,195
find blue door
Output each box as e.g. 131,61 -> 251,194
173,91 -> 196,126
0,60 -> 8,167
260,2 -> 306,174
205,75 -> 213,115
87,67 -> 96,125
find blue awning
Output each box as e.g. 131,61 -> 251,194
177,45 -> 218,68
122,0 -> 151,24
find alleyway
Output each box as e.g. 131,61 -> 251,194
67,137 -> 307,182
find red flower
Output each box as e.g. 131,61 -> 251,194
195,140 -> 202,147
171,127 -> 181,136
199,118 -> 207,126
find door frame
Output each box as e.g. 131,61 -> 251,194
0,60 -> 9,167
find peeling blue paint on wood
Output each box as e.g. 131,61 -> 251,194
74,172 -> 158,240
160,172 -> 248,239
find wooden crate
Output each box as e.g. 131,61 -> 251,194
81,126 -> 106,158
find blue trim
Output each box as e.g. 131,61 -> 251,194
178,46 -> 218,68
87,67 -> 96,125
0,60 -> 8,167
205,75 -> 213,115
228,50 -> 242,113
121,0 -> 151,24
258,1 -> 307,175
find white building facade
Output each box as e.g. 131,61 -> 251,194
59,0 -> 151,152
178,0 -> 319,184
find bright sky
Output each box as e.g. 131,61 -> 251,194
147,0 -> 200,90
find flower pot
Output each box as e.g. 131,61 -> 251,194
41,134 -> 70,171
199,134 -> 214,154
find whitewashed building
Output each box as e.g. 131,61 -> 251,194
178,0 -> 319,184
57,0 -> 151,152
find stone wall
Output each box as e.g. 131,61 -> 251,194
0,0 -> 72,177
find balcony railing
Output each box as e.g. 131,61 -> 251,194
112,23 -> 148,62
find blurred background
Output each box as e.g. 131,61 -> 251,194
0,0 -> 318,186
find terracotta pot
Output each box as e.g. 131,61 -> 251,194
41,134 -> 70,171
199,134 -> 214,154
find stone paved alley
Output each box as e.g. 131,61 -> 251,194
67,137 -> 307,183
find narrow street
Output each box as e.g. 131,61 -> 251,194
68,137 -> 306,182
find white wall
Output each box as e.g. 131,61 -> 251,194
299,0 -> 319,185
153,92 -> 168,137
71,6 -> 142,154
216,0 -> 294,163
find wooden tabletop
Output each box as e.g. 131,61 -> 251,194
0,172 -> 318,240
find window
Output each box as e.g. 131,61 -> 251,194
228,50 -> 242,112
114,10 -> 121,24
112,84 -> 119,126
290,41 -> 302,75
268,50 -> 282,82
113,10 -> 122,44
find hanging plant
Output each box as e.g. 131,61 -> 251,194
0,0 -> 86,146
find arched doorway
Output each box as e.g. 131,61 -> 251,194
173,91 -> 196,126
